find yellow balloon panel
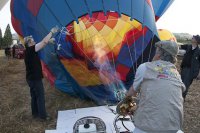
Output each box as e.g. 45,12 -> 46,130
60,59 -> 101,86
158,29 -> 177,42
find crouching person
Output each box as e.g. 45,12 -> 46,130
24,26 -> 58,120
126,41 -> 185,133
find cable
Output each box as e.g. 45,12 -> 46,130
121,116 -> 130,132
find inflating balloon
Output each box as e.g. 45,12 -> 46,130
11,0 -> 174,104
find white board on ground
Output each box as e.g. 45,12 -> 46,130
45,106 -> 135,133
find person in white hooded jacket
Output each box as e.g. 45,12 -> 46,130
126,40 -> 185,133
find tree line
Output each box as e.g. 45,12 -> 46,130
0,24 -> 13,49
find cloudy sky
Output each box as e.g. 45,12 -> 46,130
0,0 -> 200,35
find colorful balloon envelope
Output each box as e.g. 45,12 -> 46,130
11,0 -> 174,104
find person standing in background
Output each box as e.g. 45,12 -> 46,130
180,35 -> 200,100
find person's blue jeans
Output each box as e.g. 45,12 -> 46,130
27,79 -> 47,119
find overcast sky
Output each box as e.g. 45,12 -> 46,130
156,0 -> 200,35
0,0 -> 200,35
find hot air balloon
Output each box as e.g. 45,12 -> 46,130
11,0 -> 174,105
158,29 -> 177,42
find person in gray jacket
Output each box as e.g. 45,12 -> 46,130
180,35 -> 200,100
126,40 -> 185,133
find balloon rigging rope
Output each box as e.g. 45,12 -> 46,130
76,18 -> 118,73
141,27 -> 144,64
36,2 -> 154,74
60,19 -> 134,72
56,28 -> 100,81
62,14 -> 140,73
76,17 -> 138,92
56,24 -> 124,92
141,2 -> 146,65
56,17 -> 156,85
124,30 -> 136,74
148,34 -> 155,62
75,19 -> 119,84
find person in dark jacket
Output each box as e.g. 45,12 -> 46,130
24,26 -> 58,120
180,35 -> 200,100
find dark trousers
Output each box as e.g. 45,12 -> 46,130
27,79 -> 47,119
181,67 -> 194,99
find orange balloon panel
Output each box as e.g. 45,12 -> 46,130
60,58 -> 101,86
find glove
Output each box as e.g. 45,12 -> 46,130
50,26 -> 59,34
116,96 -> 137,116
48,38 -> 56,44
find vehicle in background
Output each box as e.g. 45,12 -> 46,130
177,42 -> 186,57
12,44 -> 25,59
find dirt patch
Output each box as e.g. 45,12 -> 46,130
0,56 -> 199,133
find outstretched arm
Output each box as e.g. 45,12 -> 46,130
35,32 -> 53,52
35,27 -> 59,52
